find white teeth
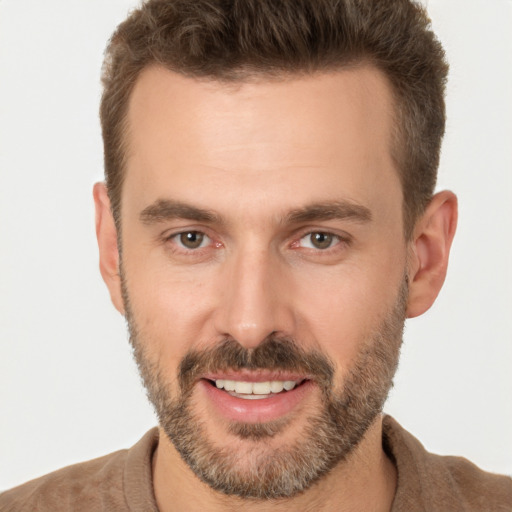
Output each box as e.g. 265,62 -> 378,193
213,379 -> 300,395
234,381 -> 252,394
224,380 -> 236,392
270,381 -> 285,393
252,381 -> 271,395
232,392 -> 269,400
283,381 -> 297,391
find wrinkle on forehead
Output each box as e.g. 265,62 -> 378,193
122,64 -> 402,235
125,64 -> 395,171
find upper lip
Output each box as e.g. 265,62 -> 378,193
202,371 -> 310,383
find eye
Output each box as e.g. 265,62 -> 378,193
174,231 -> 210,249
299,232 -> 339,250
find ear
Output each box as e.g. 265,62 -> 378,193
93,182 -> 125,315
406,190 -> 458,318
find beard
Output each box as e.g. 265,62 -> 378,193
122,274 -> 407,500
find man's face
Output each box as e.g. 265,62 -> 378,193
118,66 -> 409,497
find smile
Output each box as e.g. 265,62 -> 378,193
200,376 -> 313,423
213,379 -> 301,399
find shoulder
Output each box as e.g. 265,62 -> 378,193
0,449 -> 129,512
0,428 -> 159,512
383,415 -> 512,512
432,453 -> 512,509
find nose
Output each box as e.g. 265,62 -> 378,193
213,245 -> 295,349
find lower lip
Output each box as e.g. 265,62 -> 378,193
199,379 -> 315,423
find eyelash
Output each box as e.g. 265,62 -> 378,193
163,229 -> 350,255
294,231 -> 347,251
165,231 -> 217,253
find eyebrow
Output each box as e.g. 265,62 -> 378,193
140,199 -> 221,225
139,198 -> 372,226
284,200 -> 372,225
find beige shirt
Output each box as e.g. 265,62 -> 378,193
1,416 -> 511,511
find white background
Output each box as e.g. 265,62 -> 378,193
1,0 -> 511,491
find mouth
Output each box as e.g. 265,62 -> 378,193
199,374 -> 314,423
206,378 -> 306,399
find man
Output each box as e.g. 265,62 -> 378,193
1,0 -> 510,510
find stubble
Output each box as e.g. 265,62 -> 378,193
122,273 -> 407,499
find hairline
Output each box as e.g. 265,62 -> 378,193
110,60 -> 416,241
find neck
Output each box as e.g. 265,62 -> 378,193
152,415 -> 397,512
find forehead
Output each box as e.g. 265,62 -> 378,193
123,65 -> 401,222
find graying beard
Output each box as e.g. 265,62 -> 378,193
122,268 -> 407,499
134,332 -> 398,499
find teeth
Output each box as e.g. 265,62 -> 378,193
252,381 -> 271,395
224,380 -> 236,392
234,381 -> 252,394
214,379 -> 299,395
270,381 -> 284,393
283,381 -> 296,391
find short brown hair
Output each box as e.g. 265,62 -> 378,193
100,0 -> 448,238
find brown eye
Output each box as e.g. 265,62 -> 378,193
310,232 -> 333,249
178,231 -> 207,249
299,232 -> 337,250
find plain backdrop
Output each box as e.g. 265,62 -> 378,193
1,0 -> 511,491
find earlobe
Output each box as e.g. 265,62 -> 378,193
406,190 -> 458,318
93,182 -> 125,315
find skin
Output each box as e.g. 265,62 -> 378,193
94,65 -> 457,511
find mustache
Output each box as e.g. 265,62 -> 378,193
178,336 -> 335,393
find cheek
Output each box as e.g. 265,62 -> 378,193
123,252 -> 216,365
291,254 -> 405,370
293,277 -> 373,364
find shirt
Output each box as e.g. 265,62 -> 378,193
1,416 -> 511,511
